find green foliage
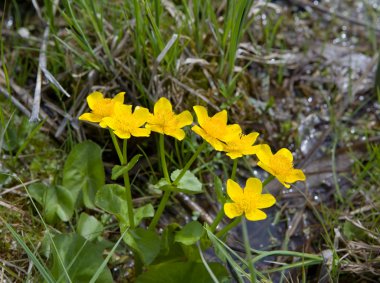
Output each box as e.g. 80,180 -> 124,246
4,221 -> 55,283
171,169 -> 203,194
27,141 -> 105,223
28,183 -> 75,223
175,221 -> 204,246
95,184 -> 154,227
76,212 -> 104,241
124,228 -> 161,266
135,261 -> 229,283
0,115 -> 37,152
95,184 -> 127,215
62,140 -> 105,208
50,234 -> 113,283
111,154 -> 142,180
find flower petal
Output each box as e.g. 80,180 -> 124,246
78,113 -> 102,123
227,179 -> 244,202
245,132 -> 259,144
245,208 -> 267,221
176,111 -> 193,127
155,97 -> 172,115
191,125 -> 224,151
256,194 -> 276,209
193,106 -> 209,126
102,117 -> 116,130
222,124 -> 242,142
244,178 -> 262,198
226,152 -> 242,159
131,127 -> 151,137
114,103 -> 132,117
276,148 -> 293,162
113,130 -> 131,139
146,124 -> 164,134
133,107 -> 150,126
166,129 -> 186,140
224,203 -> 243,219
86,91 -> 104,110
212,110 -> 227,125
257,161 -> 275,177
113,92 -> 125,103
285,169 -> 306,183
256,144 -> 273,164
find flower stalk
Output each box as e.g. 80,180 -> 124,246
149,141 -> 207,230
109,129 -> 135,229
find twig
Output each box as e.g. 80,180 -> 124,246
0,86 -> 31,116
176,192 -> 214,225
30,26 -> 49,123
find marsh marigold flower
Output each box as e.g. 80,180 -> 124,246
146,97 -> 193,140
79,91 -> 125,128
103,103 -> 150,139
224,178 -> 276,221
222,131 -> 260,159
256,144 -> 306,188
192,106 -> 241,151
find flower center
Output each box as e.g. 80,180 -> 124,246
270,155 -> 292,175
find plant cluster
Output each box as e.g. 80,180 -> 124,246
63,91 -> 305,281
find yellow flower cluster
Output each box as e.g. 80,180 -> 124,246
79,92 -> 193,140
79,92 -> 306,221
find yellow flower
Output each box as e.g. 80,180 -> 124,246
78,91 -> 125,128
102,103 -> 151,139
223,132 -> 260,159
191,106 -> 241,151
256,144 -> 306,188
224,178 -> 276,221
146,97 -> 193,140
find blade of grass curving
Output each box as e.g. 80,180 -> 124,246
2,219 -> 55,283
250,249 -> 323,264
206,227 -> 266,281
89,228 -> 129,283
197,242 -> 220,283
262,259 -> 322,274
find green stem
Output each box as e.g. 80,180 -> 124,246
242,217 -> 256,283
231,158 -> 238,181
110,131 -> 135,228
149,141 -> 206,230
209,208 -> 225,233
148,190 -> 170,230
173,141 -> 207,185
109,130 -> 124,163
216,216 -> 241,238
262,175 -> 275,187
122,140 -> 135,229
148,135 -> 171,230
159,134 -> 170,183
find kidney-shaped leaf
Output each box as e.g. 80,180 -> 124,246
62,141 -> 105,208
95,184 -> 127,216
28,183 -> 75,223
175,221 -> 204,246
76,212 -> 104,241
170,170 -> 203,194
